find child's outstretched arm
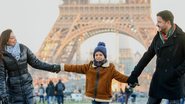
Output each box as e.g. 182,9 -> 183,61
60,63 -> 90,74
110,64 -> 128,83
112,69 -> 128,83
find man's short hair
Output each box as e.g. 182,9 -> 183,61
157,10 -> 174,25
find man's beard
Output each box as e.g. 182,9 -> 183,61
158,26 -> 166,32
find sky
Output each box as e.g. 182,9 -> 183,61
0,0 -> 185,56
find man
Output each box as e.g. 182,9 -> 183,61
127,10 -> 185,104
55,79 -> 65,104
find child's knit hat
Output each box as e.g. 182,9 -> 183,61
93,42 -> 107,58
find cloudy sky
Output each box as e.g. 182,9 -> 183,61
0,0 -> 184,55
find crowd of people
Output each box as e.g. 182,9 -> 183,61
37,80 -> 65,104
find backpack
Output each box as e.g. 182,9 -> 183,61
57,83 -> 64,91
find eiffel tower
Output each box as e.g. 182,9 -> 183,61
37,0 -> 156,64
33,0 -> 158,92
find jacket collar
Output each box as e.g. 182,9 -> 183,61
3,44 -> 24,59
92,60 -> 110,68
160,24 -> 183,48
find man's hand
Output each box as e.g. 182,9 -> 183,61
52,64 -> 61,73
127,75 -> 139,88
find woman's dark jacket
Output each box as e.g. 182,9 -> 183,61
131,25 -> 185,99
0,59 -> 9,104
2,44 -> 57,104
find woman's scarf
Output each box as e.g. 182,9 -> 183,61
5,42 -> 21,60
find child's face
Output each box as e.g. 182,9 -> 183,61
94,51 -> 105,61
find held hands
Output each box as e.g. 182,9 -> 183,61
125,86 -> 133,95
127,75 -> 139,88
52,64 -> 61,73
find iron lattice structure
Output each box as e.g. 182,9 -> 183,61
37,0 -> 156,64
35,0 -> 157,92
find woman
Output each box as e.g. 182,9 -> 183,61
0,29 -> 61,104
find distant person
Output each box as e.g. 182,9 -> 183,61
38,84 -> 45,104
127,10 -> 185,104
119,88 -> 126,104
55,79 -> 65,104
60,42 -> 128,104
46,80 -> 55,104
125,86 -> 133,104
130,93 -> 136,103
0,29 -> 61,104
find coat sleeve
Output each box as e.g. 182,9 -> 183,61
25,45 -> 55,72
174,33 -> 185,77
0,60 -> 9,102
112,64 -> 128,83
130,35 -> 157,78
64,63 -> 90,74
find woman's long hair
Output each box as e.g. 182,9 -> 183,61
0,45 -> 2,59
0,29 -> 12,59
0,29 -> 12,50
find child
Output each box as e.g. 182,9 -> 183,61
60,42 -> 128,104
